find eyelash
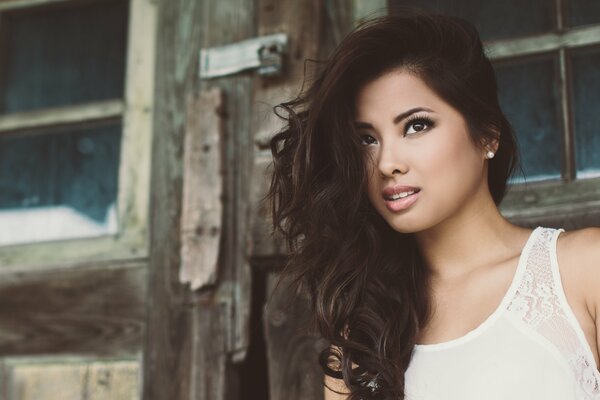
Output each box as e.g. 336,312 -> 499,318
359,114 -> 435,145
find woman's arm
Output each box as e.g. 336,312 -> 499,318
562,227 -> 600,366
580,228 -> 600,365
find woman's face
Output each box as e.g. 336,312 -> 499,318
354,69 -> 491,233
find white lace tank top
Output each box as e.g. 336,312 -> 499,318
403,226 -> 600,400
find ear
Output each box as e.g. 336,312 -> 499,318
483,128 -> 500,154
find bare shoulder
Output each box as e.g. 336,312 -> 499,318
324,373 -> 350,400
323,344 -> 351,400
556,226 -> 600,317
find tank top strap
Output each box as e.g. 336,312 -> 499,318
506,226 -> 600,399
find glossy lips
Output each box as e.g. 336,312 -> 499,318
382,185 -> 421,212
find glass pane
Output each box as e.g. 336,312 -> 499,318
389,0 -> 556,41
493,55 -> 563,183
566,0 -> 600,28
0,0 -> 128,113
0,123 -> 121,246
570,46 -> 600,178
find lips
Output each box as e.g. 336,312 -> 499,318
382,184 -> 421,200
383,188 -> 421,212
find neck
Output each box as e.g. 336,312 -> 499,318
413,188 -> 527,283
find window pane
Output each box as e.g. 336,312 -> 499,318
0,123 -> 121,246
570,46 -> 600,178
493,55 -> 563,183
566,0 -> 600,28
389,0 -> 556,41
0,0 -> 128,113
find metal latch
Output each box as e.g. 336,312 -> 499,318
199,33 -> 288,79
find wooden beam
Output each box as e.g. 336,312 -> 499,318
0,0 -> 71,11
485,25 -> 600,60
143,0 -> 256,398
117,0 -> 158,251
251,1 -> 327,400
0,100 -> 123,134
142,0 -> 200,396
500,177 -> 600,218
249,0 -> 324,260
196,0 -> 257,370
263,272 -> 327,400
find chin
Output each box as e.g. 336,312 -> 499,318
390,223 -> 421,235
380,213 -> 422,234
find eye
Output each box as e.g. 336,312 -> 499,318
359,134 -> 377,146
405,115 -> 434,136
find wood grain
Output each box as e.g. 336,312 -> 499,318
264,272 -> 327,400
143,0 -> 256,398
3,359 -> 140,400
0,262 -> 146,357
180,88 -> 224,290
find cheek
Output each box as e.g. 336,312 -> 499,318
424,132 -> 483,196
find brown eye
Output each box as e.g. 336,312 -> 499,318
405,116 -> 434,136
360,134 -> 377,145
410,122 -> 426,132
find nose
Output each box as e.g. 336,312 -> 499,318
377,139 -> 408,177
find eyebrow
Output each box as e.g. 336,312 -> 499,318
354,107 -> 435,129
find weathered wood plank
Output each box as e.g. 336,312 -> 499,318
179,88 -> 224,290
118,0 -> 158,244
511,210 -> 600,231
251,4 -> 329,398
190,302 -> 229,400
0,262 -> 146,357
252,0 -> 324,149
141,0 -> 200,396
264,271 -> 326,400
248,0 -> 325,261
8,363 -> 85,400
500,177 -> 600,219
250,151 -> 287,258
143,0 -> 257,398
87,360 -> 141,400
3,359 -> 140,400
196,0 -> 257,368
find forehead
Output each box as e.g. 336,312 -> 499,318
354,70 -> 444,117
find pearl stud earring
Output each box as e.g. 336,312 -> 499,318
486,150 -> 495,159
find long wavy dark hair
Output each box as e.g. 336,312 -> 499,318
263,7 -> 522,400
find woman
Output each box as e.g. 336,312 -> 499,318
264,7 -> 600,400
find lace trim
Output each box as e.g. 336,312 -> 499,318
507,227 -> 600,399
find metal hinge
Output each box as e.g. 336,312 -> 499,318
199,33 -> 288,79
